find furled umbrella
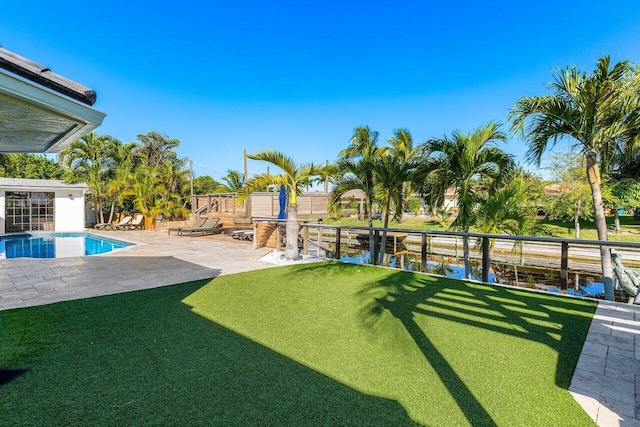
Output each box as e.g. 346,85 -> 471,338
277,184 -> 287,220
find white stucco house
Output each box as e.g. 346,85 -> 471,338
0,178 -> 88,234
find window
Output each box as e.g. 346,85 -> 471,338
5,191 -> 54,232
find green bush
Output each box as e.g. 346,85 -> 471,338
340,208 -> 358,218
407,198 -> 422,213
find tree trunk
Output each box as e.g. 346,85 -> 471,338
587,156 -> 614,300
108,200 -> 116,224
463,235 -> 471,279
614,210 -> 621,234
284,205 -> 300,259
96,196 -> 104,225
378,195 -> 392,265
574,209 -> 580,239
367,201 -> 375,265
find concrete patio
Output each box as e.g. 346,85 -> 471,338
0,230 -> 275,311
0,230 -> 638,426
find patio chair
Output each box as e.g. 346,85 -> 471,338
168,217 -> 207,236
178,217 -> 222,236
120,214 -> 144,230
232,229 -> 254,241
94,216 -> 132,230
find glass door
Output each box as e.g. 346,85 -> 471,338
5,191 -> 54,232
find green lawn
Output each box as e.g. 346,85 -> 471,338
1,264 -> 597,426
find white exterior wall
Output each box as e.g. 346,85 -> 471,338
0,191 -> 5,234
54,190 -> 86,232
0,187 -> 86,234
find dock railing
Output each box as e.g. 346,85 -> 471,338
255,220 -> 640,295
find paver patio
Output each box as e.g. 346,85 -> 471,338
0,229 -> 638,426
0,230 -> 274,311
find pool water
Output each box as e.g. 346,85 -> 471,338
0,233 -> 133,259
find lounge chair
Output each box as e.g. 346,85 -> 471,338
95,216 -> 132,230
232,229 -> 254,241
120,214 -> 144,230
168,217 -> 207,236
178,217 -> 222,236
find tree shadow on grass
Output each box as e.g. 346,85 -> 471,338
0,279 -> 415,426
363,270 -> 595,425
288,262 -> 596,426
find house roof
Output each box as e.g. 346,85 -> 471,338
0,178 -> 88,191
0,47 -> 96,106
0,46 -> 106,153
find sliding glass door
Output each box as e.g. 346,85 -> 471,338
5,191 -> 54,232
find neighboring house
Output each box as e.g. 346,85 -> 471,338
0,178 -> 88,234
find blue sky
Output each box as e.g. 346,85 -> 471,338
2,1 -> 640,181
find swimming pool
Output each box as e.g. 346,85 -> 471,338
0,233 -> 133,259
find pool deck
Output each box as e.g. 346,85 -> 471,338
0,230 -> 275,310
0,230 -> 639,426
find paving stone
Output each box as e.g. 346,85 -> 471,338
601,394 -> 636,419
596,405 -> 625,426
583,341 -> 609,358
610,347 -> 637,359
569,391 -> 599,422
570,368 -> 604,395
605,366 -> 636,383
577,353 -> 607,375
588,332 -> 635,352
607,353 -> 640,376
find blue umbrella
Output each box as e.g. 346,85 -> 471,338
277,184 -> 287,220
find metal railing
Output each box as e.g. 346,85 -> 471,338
289,222 -> 640,293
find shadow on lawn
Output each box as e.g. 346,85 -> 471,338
294,262 -> 596,426
0,279 -> 414,426
363,269 -> 595,426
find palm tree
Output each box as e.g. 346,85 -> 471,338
216,169 -> 245,193
334,126 -> 385,258
330,157 -> 379,261
119,165 -> 164,230
105,140 -> 137,223
387,129 -> 419,219
158,160 -> 191,220
510,55 -> 640,300
244,150 -> 331,259
370,155 -> 416,264
339,126 -> 381,160
415,122 -> 513,278
60,132 -> 117,224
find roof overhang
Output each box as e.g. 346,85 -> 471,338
0,49 -> 106,153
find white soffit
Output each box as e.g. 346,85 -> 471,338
0,68 -> 106,153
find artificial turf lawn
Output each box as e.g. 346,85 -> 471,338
1,263 -> 597,426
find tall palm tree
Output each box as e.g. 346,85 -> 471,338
510,55 -> 640,300
216,169 -> 245,193
370,154 -> 416,264
330,157 -> 378,260
335,126 -> 385,258
339,125 -> 381,160
105,140 -> 137,223
60,132 -> 117,224
158,160 -> 191,220
244,150 -> 331,259
415,122 -> 513,278
387,128 -> 420,219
